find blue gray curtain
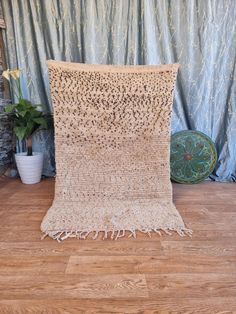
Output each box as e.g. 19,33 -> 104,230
2,0 -> 236,181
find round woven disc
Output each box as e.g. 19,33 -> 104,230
170,130 -> 217,184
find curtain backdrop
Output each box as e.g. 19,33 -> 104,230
2,0 -> 236,181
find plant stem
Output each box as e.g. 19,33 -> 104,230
26,137 -> 32,156
15,78 -> 23,100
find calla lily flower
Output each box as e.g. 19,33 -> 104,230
2,68 -> 22,80
2,69 -> 10,80
10,69 -> 21,80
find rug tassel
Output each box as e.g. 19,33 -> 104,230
163,229 -> 172,236
154,229 -> 162,236
128,230 -> 137,238
119,229 -> 125,238
61,231 -> 72,241
115,230 -> 121,240
184,228 -> 193,237
111,230 -> 115,239
41,233 -> 48,240
177,229 -> 185,237
52,231 -> 64,242
93,231 -> 99,240
76,231 -> 82,239
41,227 -> 193,241
103,230 -> 108,240
81,231 -> 90,239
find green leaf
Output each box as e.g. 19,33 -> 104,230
18,110 -> 28,117
4,104 -> 17,113
19,98 -> 32,108
30,110 -> 42,118
33,117 -> 47,129
14,126 -> 27,140
25,120 -> 36,138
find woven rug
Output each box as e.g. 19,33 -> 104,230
41,61 -> 191,241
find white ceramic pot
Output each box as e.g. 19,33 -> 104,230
15,152 -> 44,184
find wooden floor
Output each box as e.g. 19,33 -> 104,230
0,178 -> 236,313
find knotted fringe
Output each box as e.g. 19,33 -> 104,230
41,228 -> 193,242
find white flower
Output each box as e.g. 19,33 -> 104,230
2,69 -> 10,80
10,69 -> 21,80
2,68 -> 22,81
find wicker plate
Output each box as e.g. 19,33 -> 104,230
170,130 -> 217,184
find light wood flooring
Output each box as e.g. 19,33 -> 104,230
0,177 -> 236,313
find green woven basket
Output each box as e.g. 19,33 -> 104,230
170,130 -> 217,184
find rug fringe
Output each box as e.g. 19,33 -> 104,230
41,227 -> 193,242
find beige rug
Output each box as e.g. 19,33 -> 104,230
41,61 -> 191,241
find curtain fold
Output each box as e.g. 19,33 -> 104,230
2,0 -> 236,181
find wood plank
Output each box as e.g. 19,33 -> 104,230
0,240 -> 163,256
0,230 -> 44,242
66,255 -> 236,275
1,197 -> 53,206
161,240 -> 236,256
146,273 -> 236,298
0,297 -> 236,313
0,274 -> 148,299
0,256 -> 69,275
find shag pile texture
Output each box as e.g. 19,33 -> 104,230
41,60 -> 191,241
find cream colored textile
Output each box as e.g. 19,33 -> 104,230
41,61 -> 191,241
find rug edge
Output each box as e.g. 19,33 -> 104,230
46,59 -> 180,73
40,227 -> 193,242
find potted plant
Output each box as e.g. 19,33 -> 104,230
2,69 -> 47,184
